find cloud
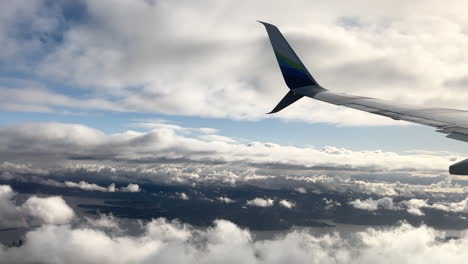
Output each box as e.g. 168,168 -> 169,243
400,198 -> 468,216
0,185 -> 26,228
145,218 -> 192,242
349,196 -> 468,216
3,1 -> 468,125
85,214 -> 121,232
21,196 -> 75,225
120,183 -> 141,192
0,185 -> 74,228
322,198 -> 342,209
2,214 -> 468,263
0,122 -> 455,175
0,122 -> 467,200
400,199 -> 428,216
246,198 -> 274,207
217,196 -> 235,204
64,181 -> 115,192
295,187 -> 307,194
430,198 -> 468,213
279,200 -> 295,209
349,197 -> 395,211
45,180 -> 140,193
178,192 -> 190,200
199,134 -> 237,143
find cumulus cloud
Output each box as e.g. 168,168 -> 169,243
178,192 -> 190,200
0,185 -> 74,228
21,196 -> 75,225
400,198 -> 468,216
1,215 -> 468,264
85,214 -> 121,232
64,181 -> 115,192
349,196 -> 468,216
217,196 -> 235,204
246,198 -> 274,207
349,197 -> 395,211
431,198 -> 468,213
295,187 -> 307,194
322,198 -> 342,209
120,183 -> 141,192
46,180 -> 140,193
400,199 -> 428,216
279,200 -> 295,209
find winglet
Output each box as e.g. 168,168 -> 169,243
259,21 -> 318,89
267,90 -> 303,114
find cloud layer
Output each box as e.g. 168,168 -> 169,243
3,0 -> 468,125
1,122 -> 466,199
2,211 -> 468,263
0,122 -> 456,173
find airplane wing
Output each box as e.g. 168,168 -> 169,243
259,21 -> 468,175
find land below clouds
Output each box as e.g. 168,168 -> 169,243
3,179 -> 468,231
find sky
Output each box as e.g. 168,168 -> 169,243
2,0 -> 468,263
2,0 -> 468,152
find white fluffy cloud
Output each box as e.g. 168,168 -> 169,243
218,196 -> 235,204
3,0 -> 468,125
349,196 -> 468,216
120,183 -> 141,193
0,185 -> 74,228
178,192 -> 190,200
21,196 -> 75,225
46,180 -> 140,193
431,198 -> 468,213
246,198 -> 274,207
295,187 -> 307,194
349,197 -> 395,211
279,200 -> 295,209
64,181 -> 115,192
322,198 -> 342,210
2,215 -> 468,264
401,198 -> 468,216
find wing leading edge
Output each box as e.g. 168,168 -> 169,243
259,21 -> 468,175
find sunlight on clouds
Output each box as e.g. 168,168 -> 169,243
2,207 -> 468,264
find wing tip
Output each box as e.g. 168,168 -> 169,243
257,21 -> 275,28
